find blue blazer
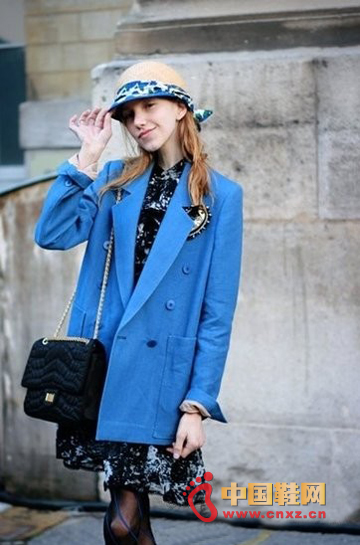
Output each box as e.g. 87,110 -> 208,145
34,158 -> 244,445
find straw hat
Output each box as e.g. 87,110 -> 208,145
107,60 -> 213,127
116,61 -> 188,91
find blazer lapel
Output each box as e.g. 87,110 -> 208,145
111,162 -> 152,310
112,159 -> 197,330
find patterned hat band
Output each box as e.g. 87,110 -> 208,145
108,80 -> 213,126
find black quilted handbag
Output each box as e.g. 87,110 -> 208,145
21,189 -> 121,426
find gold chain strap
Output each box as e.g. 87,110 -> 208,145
53,188 -> 122,339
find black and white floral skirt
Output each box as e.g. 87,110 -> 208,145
56,422 -> 206,507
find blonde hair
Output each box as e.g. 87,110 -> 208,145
98,104 -> 214,207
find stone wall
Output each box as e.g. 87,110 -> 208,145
93,47 -> 360,521
0,183 -> 98,500
21,0 -> 134,177
25,0 -> 133,100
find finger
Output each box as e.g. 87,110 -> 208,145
86,113 -> 96,125
94,108 -> 109,127
88,107 -> 102,125
69,117 -> 82,135
78,109 -> 90,119
180,442 -> 199,459
78,109 -> 91,124
102,112 -> 113,129
173,433 -> 186,459
68,114 -> 80,127
96,107 -> 107,119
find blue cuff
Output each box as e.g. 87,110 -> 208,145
184,387 -> 228,423
57,160 -> 95,190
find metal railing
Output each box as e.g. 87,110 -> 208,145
0,171 -> 58,197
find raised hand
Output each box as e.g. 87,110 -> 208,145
69,107 -> 113,151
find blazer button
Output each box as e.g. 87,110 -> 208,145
166,299 -> 175,310
64,180 -> 73,187
147,340 -> 157,347
182,264 -> 191,274
103,240 -> 110,250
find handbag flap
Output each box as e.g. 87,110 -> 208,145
21,338 -> 101,394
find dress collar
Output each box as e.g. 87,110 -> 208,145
152,158 -> 185,179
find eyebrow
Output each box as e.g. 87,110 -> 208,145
122,98 -> 156,114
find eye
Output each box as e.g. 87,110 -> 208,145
122,111 -> 133,122
146,102 -> 155,108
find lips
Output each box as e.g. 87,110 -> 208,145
139,128 -> 154,139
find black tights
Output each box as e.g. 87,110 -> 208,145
103,487 -> 157,544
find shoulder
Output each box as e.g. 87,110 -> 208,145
208,166 -> 244,204
105,159 -> 126,179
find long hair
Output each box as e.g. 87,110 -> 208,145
98,104 -> 214,207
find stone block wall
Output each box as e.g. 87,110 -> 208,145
25,0 -> 133,100
20,0 -> 134,177
93,46 -> 360,522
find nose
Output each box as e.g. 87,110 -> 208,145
133,109 -> 147,127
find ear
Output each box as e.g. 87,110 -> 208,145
176,101 -> 188,121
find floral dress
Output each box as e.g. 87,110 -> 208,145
56,158 -> 206,506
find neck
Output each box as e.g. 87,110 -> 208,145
156,133 -> 184,170
156,150 -> 184,171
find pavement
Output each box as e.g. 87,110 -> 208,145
1,502 -> 360,544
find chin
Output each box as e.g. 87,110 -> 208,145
140,141 -> 163,153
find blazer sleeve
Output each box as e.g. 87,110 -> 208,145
34,159 -> 116,250
67,152 -> 99,180
182,184 -> 244,423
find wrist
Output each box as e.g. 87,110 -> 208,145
78,144 -> 103,167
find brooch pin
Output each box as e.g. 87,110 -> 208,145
183,204 -> 212,240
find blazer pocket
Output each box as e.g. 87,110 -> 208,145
153,335 -> 197,439
163,335 -> 197,379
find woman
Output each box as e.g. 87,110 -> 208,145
34,61 -> 244,544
